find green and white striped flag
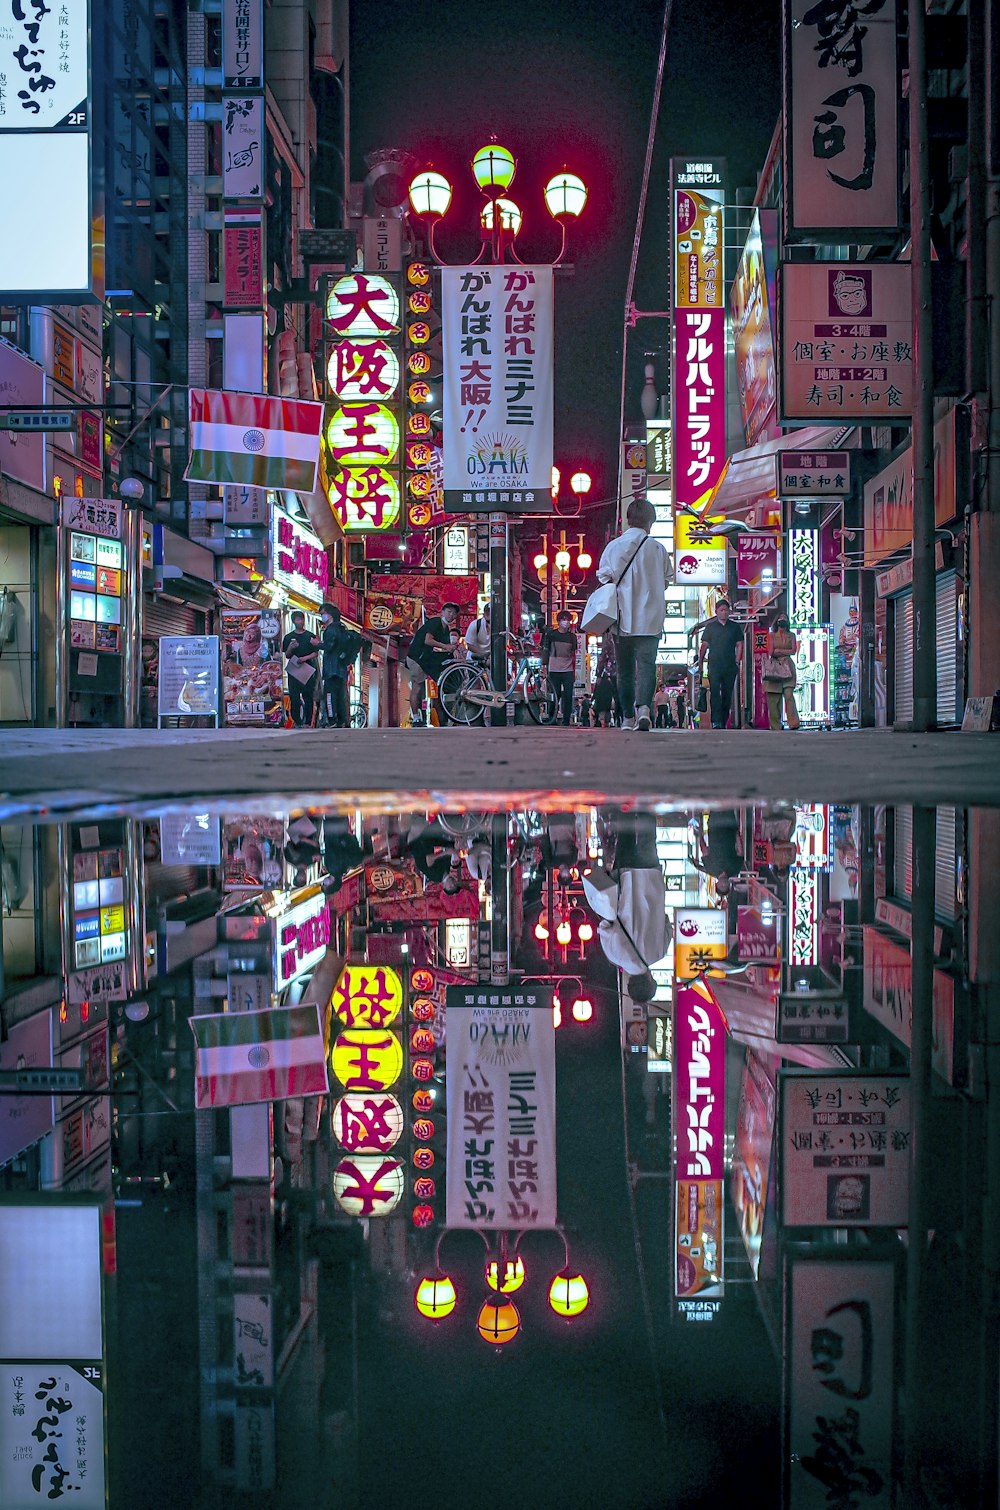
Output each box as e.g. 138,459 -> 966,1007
184,388 -> 324,491
190,1004 -> 329,1109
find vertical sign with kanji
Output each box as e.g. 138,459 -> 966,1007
784,0 -> 900,242
441,266 -> 554,514
445,994 -> 556,1228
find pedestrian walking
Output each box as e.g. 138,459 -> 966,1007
761,614 -> 801,730
653,680 -> 671,728
596,497 -> 671,731
587,811 -> 670,1003
406,602 -> 459,726
697,599 -> 744,729
281,610 -> 319,727
319,603 -> 357,728
542,609 -> 577,726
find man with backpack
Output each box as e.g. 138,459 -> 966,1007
319,602 -> 362,727
596,497 -> 671,731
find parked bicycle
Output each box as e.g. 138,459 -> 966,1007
437,636 -> 557,726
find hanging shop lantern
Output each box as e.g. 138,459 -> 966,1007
325,463 -> 401,534
407,262 -> 431,287
412,1087 -> 434,1113
332,1092 -> 404,1153
327,339 -> 400,402
332,1155 -> 404,1217
408,290 -> 432,315
410,967 -> 434,992
412,1117 -> 435,1141
410,995 -> 435,1022
413,1146 -> 435,1171
326,402 -> 400,467
410,1027 -> 435,1054
407,351 -> 432,376
411,1058 -> 435,1083
331,1028 -> 403,1091
407,320 -> 432,346
332,964 -> 403,1028
413,1176 -> 436,1200
408,500 -> 433,528
412,1203 -> 435,1229
407,471 -> 434,498
407,412 -> 432,437
326,273 -> 400,337
408,380 -> 432,405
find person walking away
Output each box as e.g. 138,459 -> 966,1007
697,599 -> 744,729
406,602 -> 459,726
542,609 -> 577,726
590,811 -> 670,1002
465,603 -> 491,663
653,679 -> 671,728
761,614 -> 800,730
281,610 -> 319,727
596,497 -> 671,731
319,603 -> 353,727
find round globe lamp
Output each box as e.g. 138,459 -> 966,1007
408,170 -> 453,219
472,142 -> 516,193
477,1296 -> 521,1346
486,1255 -> 525,1294
415,1273 -> 457,1321
570,471 -> 592,496
480,198 -> 522,236
554,549 -> 571,574
571,997 -> 594,1023
544,172 -> 588,220
548,1272 -> 590,1319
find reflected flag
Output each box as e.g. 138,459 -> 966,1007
185,388 -> 324,491
190,1003 -> 329,1109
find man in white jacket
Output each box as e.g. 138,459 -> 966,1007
596,497 -> 671,730
593,812 -> 671,1002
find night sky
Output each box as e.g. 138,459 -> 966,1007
350,0 -> 782,516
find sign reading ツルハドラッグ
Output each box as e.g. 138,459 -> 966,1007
442,266 -> 554,515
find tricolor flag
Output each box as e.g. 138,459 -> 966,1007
190,1004 -> 329,1109
185,388 -> 324,492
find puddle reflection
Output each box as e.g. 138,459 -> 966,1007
0,797 -> 992,1506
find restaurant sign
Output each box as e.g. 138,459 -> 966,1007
779,1070 -> 910,1228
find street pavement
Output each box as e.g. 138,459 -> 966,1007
1,727 -> 999,819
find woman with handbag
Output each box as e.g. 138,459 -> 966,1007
761,614 -> 800,730
591,497 -> 671,730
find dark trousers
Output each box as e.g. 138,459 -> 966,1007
616,635 -> 659,717
288,677 -> 315,727
549,670 -> 573,726
709,664 -> 738,728
324,676 -> 349,727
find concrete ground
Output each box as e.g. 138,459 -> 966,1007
1,726 -> 999,819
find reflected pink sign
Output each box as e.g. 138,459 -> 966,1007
673,982 -> 727,1182
672,307 -> 727,511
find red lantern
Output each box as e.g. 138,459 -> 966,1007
412,1117 -> 435,1141
410,996 -> 435,1022
407,320 -> 431,345
407,472 -> 434,498
410,1027 -> 435,1054
414,1176 -> 436,1200
413,1147 -> 435,1170
408,290 -> 432,315
407,351 -> 432,376
412,1057 -> 434,1082
406,441 -> 433,469
412,1203 -> 435,1228
412,1088 -> 434,1113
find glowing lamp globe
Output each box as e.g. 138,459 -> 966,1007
554,549 -> 571,574
534,918 -> 549,941
533,551 -> 548,573
551,465 -> 561,495
480,198 -> 522,236
570,470 -> 592,496
472,142 -> 516,192
544,171 -> 588,220
413,1147 -> 435,1171
556,918 -> 572,945
486,1256 -> 525,1294
332,1155 -> 404,1217
411,996 -> 435,1022
415,1273 -> 456,1321
477,1296 -> 521,1346
409,169 -> 453,219
552,1000 -> 562,1028
577,552 -> 593,571
412,1203 -> 435,1228
578,921 -> 594,942
572,997 -> 594,1023
413,1175 -> 436,1199
549,1272 -> 590,1318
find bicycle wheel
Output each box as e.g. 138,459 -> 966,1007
438,662 -> 487,725
351,701 -> 368,729
524,668 -> 558,725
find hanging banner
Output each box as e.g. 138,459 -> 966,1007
732,1050 -> 776,1280
783,1248 -> 898,1510
783,0 -> 900,243
672,307 -> 728,516
779,1070 -> 910,1228
780,263 -> 913,421
223,96 -> 264,199
674,908 -> 728,981
441,265 -> 554,514
223,0 -> 263,90
224,210 -> 265,310
445,998 -> 556,1228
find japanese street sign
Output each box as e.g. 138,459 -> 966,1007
779,1070 -> 910,1227
0,411 -> 74,431
779,450 -> 852,497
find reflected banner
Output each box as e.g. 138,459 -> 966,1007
446,1001 -> 556,1229
673,980 -> 726,1308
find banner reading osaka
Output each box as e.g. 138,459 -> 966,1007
446,1003 -> 556,1228
442,266 -> 554,514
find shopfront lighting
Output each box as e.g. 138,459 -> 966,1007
415,1273 -> 458,1321
486,1256 -> 525,1294
571,997 -> 593,1023
480,197 -> 522,237
472,142 -> 517,192
548,1272 -> 590,1318
570,471 -> 592,496
544,171 -> 588,220
408,169 -> 453,219
477,1296 -> 521,1345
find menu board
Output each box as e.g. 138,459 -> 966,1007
69,530 -> 123,655
71,842 -> 128,971
157,636 -> 220,721
220,609 -> 283,726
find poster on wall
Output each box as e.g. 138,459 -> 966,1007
729,209 -> 778,446
441,265 -> 554,514
220,609 -> 283,726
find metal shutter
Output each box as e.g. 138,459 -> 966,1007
142,595 -> 205,638
893,592 -> 913,724
935,573 -> 958,724
935,806 -> 957,922
894,805 -> 913,898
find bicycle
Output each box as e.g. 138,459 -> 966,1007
437,636 -> 558,726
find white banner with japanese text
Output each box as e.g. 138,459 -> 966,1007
779,1070 -> 910,1227
445,1002 -> 556,1228
442,265 -> 554,514
784,0 -> 900,241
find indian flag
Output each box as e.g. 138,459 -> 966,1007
190,1004 -> 329,1109
185,388 -> 324,491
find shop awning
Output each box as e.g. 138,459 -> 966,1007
705,975 -> 847,1071
702,425 -> 857,521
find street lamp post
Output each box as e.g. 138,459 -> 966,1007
408,144 -> 587,725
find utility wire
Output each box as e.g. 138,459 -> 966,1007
617,0 -> 675,528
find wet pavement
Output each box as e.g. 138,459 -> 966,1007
0,790 -> 997,1508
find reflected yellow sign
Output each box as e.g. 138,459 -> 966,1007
331,1028 -> 403,1091
332,964 -> 403,1028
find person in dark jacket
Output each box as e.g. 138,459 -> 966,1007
542,610 -> 577,726
319,603 -> 354,727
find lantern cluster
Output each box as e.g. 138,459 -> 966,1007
403,260 -> 445,532
323,273 -> 404,533
330,963 -> 406,1216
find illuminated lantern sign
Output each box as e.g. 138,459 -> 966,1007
332,1092 -> 404,1153
326,274 -> 400,337
407,262 -> 431,287
331,1029 -> 403,1091
326,464 -> 401,534
332,964 -> 403,1027
328,339 -> 400,402
270,502 -> 328,607
327,403 -> 400,467
333,1155 -> 404,1216
674,908 -> 728,981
